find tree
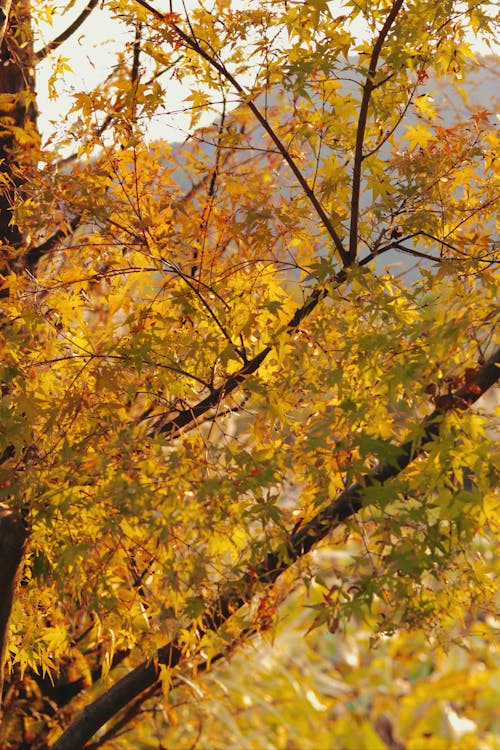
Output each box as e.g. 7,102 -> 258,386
0,0 -> 498,747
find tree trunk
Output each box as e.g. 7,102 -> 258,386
0,504 -> 27,709
0,0 -> 36,713
0,0 -> 37,265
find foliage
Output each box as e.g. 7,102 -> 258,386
0,0 -> 498,748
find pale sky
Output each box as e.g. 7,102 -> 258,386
34,0 -> 498,150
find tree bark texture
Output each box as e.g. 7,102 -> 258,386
0,0 -> 35,713
51,348 -> 500,750
0,504 -> 27,709
0,0 -> 37,263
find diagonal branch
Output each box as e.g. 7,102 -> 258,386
146,238 -> 414,439
348,0 -> 405,264
24,214 -> 82,271
50,347 -> 500,750
147,282 -> 329,437
35,0 -> 99,62
133,0 -> 349,266
168,262 -> 245,360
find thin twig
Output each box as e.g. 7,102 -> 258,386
133,0 -> 349,266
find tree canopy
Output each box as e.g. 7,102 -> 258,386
0,1 -> 498,748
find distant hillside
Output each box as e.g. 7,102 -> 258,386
167,55 -> 499,279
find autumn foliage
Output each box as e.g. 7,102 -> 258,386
0,1 -> 499,748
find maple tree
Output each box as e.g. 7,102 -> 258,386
0,0 -> 499,748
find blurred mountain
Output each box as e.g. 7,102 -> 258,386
168,55 -> 499,279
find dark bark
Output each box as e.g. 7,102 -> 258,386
348,0 -> 405,263
0,0 -> 37,272
35,0 -> 99,62
0,0 -> 34,714
0,4 -> 496,746
51,347 -> 500,750
0,504 -> 27,708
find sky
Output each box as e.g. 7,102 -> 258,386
36,0 -> 258,146
34,0 -> 499,150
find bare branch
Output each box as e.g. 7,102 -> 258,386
35,0 -> 99,62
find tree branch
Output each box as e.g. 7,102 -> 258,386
35,0 -> 99,62
50,347 -> 500,750
148,232 -> 436,439
24,214 -> 81,271
133,0 -> 349,266
348,0 -> 405,263
131,21 -> 142,87
147,282 -> 329,438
